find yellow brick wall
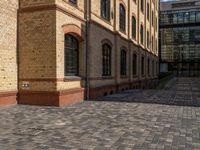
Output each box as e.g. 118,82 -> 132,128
18,0 -> 159,92
18,10 -> 57,91
0,0 -> 18,92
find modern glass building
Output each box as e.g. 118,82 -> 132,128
160,0 -> 200,76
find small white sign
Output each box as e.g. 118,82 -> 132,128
22,81 -> 30,90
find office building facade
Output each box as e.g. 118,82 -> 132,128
160,0 -> 200,76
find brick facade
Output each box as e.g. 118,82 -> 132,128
0,0 -> 159,107
0,0 -> 18,106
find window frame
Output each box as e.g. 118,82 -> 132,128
101,0 -> 111,21
120,49 -> 127,76
132,16 -> 136,40
119,4 -> 126,32
64,34 -> 79,77
102,43 -> 112,76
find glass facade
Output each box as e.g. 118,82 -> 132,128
160,9 -> 200,76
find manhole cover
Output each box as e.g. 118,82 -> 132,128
13,128 -> 45,136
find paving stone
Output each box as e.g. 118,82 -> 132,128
0,77 -> 199,149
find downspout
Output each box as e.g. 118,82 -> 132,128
85,0 -> 90,100
17,1 -> 20,103
128,0 -> 131,85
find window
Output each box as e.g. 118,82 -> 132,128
152,60 -> 154,76
69,0 -> 77,5
148,58 -> 150,76
152,35 -> 154,50
120,49 -> 127,76
119,4 -> 126,32
141,0 -> 144,13
140,24 -> 144,44
141,56 -> 144,76
64,34 -> 79,76
133,54 -> 137,76
152,11 -> 154,26
147,31 -> 150,48
102,43 -> 112,76
147,3 -> 150,20
101,0 -> 110,21
132,16 -> 136,39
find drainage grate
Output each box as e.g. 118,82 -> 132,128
13,128 -> 45,136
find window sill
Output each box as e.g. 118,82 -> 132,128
101,17 -> 111,25
64,76 -> 82,82
119,30 -> 126,35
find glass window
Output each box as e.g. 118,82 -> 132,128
119,4 -> 126,32
64,34 -> 79,76
184,12 -> 190,23
147,31 -> 150,48
140,25 -> 144,45
141,56 -> 144,76
120,49 -> 127,76
196,11 -> 200,22
148,58 -> 150,76
190,12 -> 196,22
102,43 -> 112,76
101,0 -> 110,21
133,54 -> 137,76
147,3 -> 150,20
173,13 -> 178,24
178,12 -> 184,24
132,16 -> 136,39
69,0 -> 77,5
152,60 -> 154,76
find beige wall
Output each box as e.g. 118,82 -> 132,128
0,0 -> 18,92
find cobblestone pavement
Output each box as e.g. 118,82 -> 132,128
0,78 -> 200,150
100,78 -> 200,107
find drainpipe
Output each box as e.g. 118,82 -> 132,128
85,0 -> 90,100
17,1 -> 20,103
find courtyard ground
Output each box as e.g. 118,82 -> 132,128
0,78 -> 200,150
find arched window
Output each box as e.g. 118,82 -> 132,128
120,49 -> 127,76
133,54 -> 137,76
141,56 -> 144,76
119,4 -> 126,32
101,0 -> 110,21
102,43 -> 112,76
140,25 -> 144,44
64,34 -> 79,76
132,16 -> 136,39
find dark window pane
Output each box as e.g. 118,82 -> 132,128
64,34 -> 79,76
101,0 -> 110,21
132,16 -> 136,39
120,50 -> 127,76
120,4 -> 126,32
102,44 -> 112,76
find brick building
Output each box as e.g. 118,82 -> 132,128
0,0 -> 159,107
